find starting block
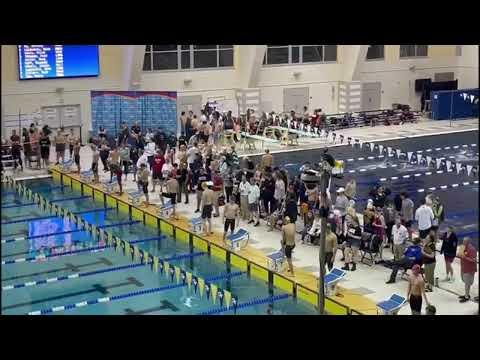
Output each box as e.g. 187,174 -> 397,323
157,201 -> 173,218
324,267 -> 347,296
376,294 -> 407,315
190,217 -> 203,233
60,160 -> 74,172
267,251 -> 286,272
80,170 -> 94,183
226,228 -> 249,251
127,190 -> 143,205
101,179 -> 117,194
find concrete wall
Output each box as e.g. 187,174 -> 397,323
1,45 -> 126,139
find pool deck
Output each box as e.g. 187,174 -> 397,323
3,117 -> 478,315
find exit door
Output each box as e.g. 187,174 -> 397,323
361,82 -> 382,111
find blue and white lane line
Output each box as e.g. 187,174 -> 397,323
198,293 -> 290,315
3,251 -> 205,291
416,180 -> 479,193
27,271 -> 245,315
2,185 -> 66,197
1,220 -> 141,244
1,207 -> 115,225
1,229 -> 151,265
1,195 -> 90,208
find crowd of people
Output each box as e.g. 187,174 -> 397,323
1,103 -> 476,314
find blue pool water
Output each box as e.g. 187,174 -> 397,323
2,179 -> 318,315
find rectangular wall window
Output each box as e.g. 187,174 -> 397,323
366,45 -> 384,60
143,45 -> 234,71
263,45 -> 337,65
400,45 -> 429,58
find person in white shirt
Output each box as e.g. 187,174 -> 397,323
238,174 -> 251,221
187,143 -> 199,169
308,212 -> 322,237
273,173 -> 286,210
247,177 -> 260,226
415,198 -> 435,240
200,110 -> 207,123
143,141 -> 156,170
392,217 -> 409,260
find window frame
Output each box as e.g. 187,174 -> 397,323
143,45 -> 234,72
262,45 -> 338,67
399,45 -> 429,59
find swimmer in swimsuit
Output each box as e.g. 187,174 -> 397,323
407,264 -> 430,315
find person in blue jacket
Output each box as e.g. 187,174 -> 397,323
386,237 -> 423,284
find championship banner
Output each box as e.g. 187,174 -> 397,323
370,143 -> 376,152
456,163 -> 462,174
133,246 -> 140,261
143,250 -> 149,265
407,152 -> 413,162
87,223 -> 93,233
436,158 -> 442,169
378,145 -> 384,154
449,160 -> 456,172
114,237 -> 121,252
411,153 -> 418,164
446,160 -> 452,171
94,226 -> 100,240
426,156 -> 432,165
123,241 -> 130,257
363,142 -> 369,151
224,290 -> 232,309
181,270 -> 187,285
387,147 -> 392,156
339,134 -> 344,144
107,232 -> 113,246
396,149 -> 401,158
153,256 -> 159,272
471,166 -> 478,177
169,267 -> 175,282
210,284 -> 218,304
174,266 -> 181,284
158,259 -> 164,274
205,283 -> 211,300
232,297 -> 238,314
467,165 -> 473,176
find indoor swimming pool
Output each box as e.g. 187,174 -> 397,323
1,179 -> 318,315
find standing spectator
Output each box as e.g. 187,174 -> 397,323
400,192 -> 414,238
119,143 -> 130,181
223,197 -> 239,241
284,193 -> 298,225
239,175 -> 251,221
53,127 -> 67,165
39,131 -> 51,169
201,182 -> 215,235
281,216 -> 296,276
90,143 -> 99,183
29,128 -> 41,169
73,138 -> 81,174
273,172 -> 286,213
161,173 -> 179,220
325,223 -> 338,271
334,187 -> 349,224
130,146 -> 139,182
108,147 -> 120,182
194,166 -> 208,213
176,162 -> 189,204
372,207 -> 386,247
137,163 -> 150,205
261,172 -> 276,216
422,231 -> 437,292
302,210 -> 316,244
392,217 -> 409,261
342,215 -> 362,271
440,226 -> 458,282
99,142 -> 110,172
459,237 -> 477,303
224,169 -> 234,204
261,149 -> 273,173
415,198 -> 434,240
247,177 -> 260,226
363,202 -> 375,233
244,157 -> 255,181
144,140 -> 156,170
151,151 -> 165,193
407,264 -> 430,315
10,130 -> 23,171
384,202 -> 396,249
431,196 -> 445,237
68,129 -> 76,160
212,169 -> 224,217
131,121 -> 141,137
187,142 -> 199,170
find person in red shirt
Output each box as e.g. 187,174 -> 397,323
151,151 -> 165,193
212,169 -> 224,217
459,237 -> 478,303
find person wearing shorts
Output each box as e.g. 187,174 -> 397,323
137,163 -> 150,205
440,226 -> 458,282
459,237 -> 477,303
407,264 -> 430,315
247,177 -> 260,226
201,182 -> 215,235
73,140 -> 81,174
161,174 -> 179,219
281,216 -> 296,276
91,144 -> 99,183
54,128 -> 66,165
223,197 -> 239,241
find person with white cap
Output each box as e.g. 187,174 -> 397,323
334,187 -> 349,224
